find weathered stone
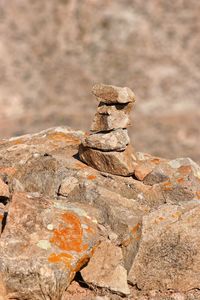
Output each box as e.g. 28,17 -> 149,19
92,83 -> 135,104
91,111 -> 131,132
81,240 -> 130,296
0,178 -> 9,198
128,201 -> 200,291
0,192 -> 99,299
82,129 -> 130,151
59,176 -> 79,196
79,144 -> 137,176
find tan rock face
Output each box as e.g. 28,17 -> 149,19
91,111 -> 131,132
128,202 -> 200,291
0,126 -> 200,299
92,83 -> 135,104
79,144 -> 137,176
81,240 -> 130,296
82,129 -> 130,151
0,192 -> 98,299
91,102 -> 133,132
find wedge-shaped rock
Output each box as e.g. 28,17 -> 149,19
92,83 -> 135,104
0,192 -> 99,299
83,129 -> 130,151
128,202 -> 200,291
79,145 -> 137,176
81,240 -> 130,296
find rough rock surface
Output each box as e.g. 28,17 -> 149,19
79,144 -> 137,176
92,83 -> 135,104
0,126 -> 200,299
128,201 -> 200,291
91,111 -> 131,132
81,240 -> 130,296
0,192 -> 99,299
82,129 -> 130,151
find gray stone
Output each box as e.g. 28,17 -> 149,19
82,129 -> 130,151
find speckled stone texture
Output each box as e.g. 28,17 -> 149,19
0,126 -> 200,299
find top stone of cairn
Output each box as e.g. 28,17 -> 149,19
92,83 -> 135,104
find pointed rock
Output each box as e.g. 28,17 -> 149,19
79,144 -> 137,176
92,83 -> 135,104
82,129 -> 130,151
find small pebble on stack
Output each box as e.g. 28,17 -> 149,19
79,83 -> 137,176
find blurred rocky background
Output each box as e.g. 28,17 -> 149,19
0,0 -> 199,163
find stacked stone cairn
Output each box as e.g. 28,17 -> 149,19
79,83 -> 137,176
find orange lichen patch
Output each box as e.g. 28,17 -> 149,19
150,158 -> 161,165
176,177 -> 185,184
162,181 -> 173,191
72,254 -> 90,273
178,165 -> 192,176
87,175 -> 97,180
196,191 -> 200,200
48,252 -> 73,269
47,132 -> 80,145
0,167 -> 17,176
171,212 -> 181,218
131,223 -> 141,235
0,214 -> 4,221
50,212 -> 88,253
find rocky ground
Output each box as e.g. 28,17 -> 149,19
0,0 -> 199,163
0,125 -> 200,300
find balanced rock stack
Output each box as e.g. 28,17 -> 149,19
79,83 -> 137,176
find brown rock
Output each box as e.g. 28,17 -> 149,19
79,144 -> 137,176
82,129 -> 130,151
128,201 -> 200,291
92,83 -> 135,104
0,192 -> 99,299
81,240 -> 130,296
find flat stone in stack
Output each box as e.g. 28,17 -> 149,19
79,83 -> 137,176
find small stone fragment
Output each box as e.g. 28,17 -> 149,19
81,240 -> 130,296
59,176 -> 78,196
79,144 -> 137,176
82,129 -> 130,151
92,83 -> 135,104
